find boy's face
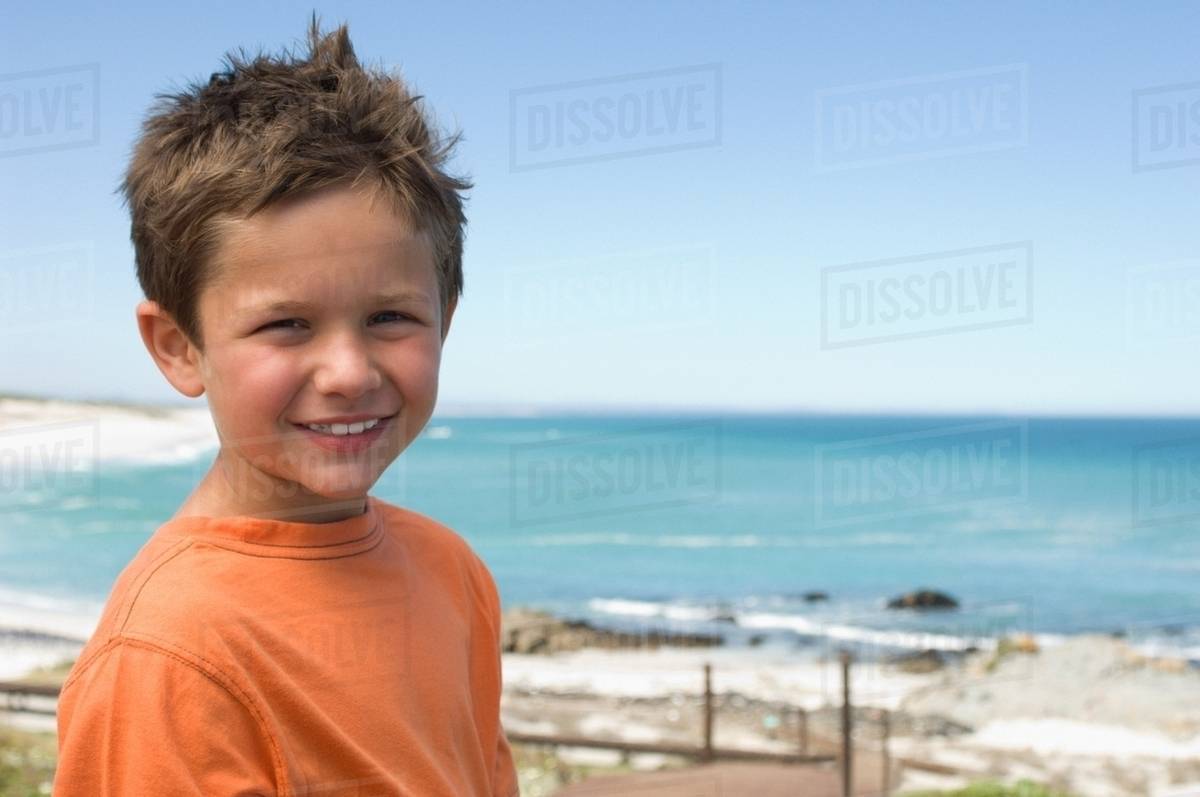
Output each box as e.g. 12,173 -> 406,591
175,182 -> 452,520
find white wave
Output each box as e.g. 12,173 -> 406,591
586,596 -> 1071,654
424,425 -> 453,440
57,495 -> 94,511
588,598 -> 718,623
1129,639 -> 1200,662
528,531 -> 939,549
734,610 -> 992,651
797,532 -> 933,548
0,586 -> 102,642
129,439 -> 220,466
530,532 -> 764,548
948,506 -> 1127,537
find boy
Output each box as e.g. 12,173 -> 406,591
53,16 -> 520,797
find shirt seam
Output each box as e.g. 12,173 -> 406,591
112,633 -> 292,797
184,527 -> 386,560
115,537 -> 198,636
161,499 -> 382,553
60,536 -> 196,693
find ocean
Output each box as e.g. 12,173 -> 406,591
5,414 -> 1200,667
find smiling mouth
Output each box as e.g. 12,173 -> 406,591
291,413 -> 398,437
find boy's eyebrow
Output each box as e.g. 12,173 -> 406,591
246,291 -> 434,315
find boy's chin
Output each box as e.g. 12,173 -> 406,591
293,469 -> 382,501
297,478 -> 373,502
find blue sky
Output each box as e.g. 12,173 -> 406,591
2,1 -> 1199,415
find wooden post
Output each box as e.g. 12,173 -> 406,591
797,706 -> 808,754
840,650 -> 852,797
880,708 -> 891,797
703,662 -> 714,762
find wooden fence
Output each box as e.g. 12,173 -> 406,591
0,653 -> 967,795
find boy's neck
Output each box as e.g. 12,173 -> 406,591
174,457 -> 369,524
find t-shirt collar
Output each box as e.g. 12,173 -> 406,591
157,495 -> 383,555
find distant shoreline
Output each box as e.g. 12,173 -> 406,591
4,391 -> 1199,421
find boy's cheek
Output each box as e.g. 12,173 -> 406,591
213,350 -> 297,407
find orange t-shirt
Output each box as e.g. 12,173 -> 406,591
53,495 -> 520,797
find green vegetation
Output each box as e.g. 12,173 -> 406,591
901,779 -> 1077,797
0,726 -> 57,796
985,635 -> 1036,673
11,659 -> 74,689
511,743 -> 688,797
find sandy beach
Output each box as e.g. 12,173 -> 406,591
498,635 -> 1200,797
7,627 -> 1198,796
0,393 -> 218,466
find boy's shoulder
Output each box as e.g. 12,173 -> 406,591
64,497 -> 499,694
373,498 -> 500,598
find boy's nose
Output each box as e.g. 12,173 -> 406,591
311,331 -> 383,398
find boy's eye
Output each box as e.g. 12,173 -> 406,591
372,310 -> 417,324
256,312 -> 416,332
260,318 -> 304,331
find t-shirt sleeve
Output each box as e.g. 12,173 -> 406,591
54,639 -> 280,797
494,727 -> 520,797
467,552 -> 520,797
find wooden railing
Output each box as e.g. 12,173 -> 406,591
0,656 -> 972,794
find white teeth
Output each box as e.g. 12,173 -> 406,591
304,418 -> 383,436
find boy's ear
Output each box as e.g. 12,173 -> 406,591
440,294 -> 457,342
135,300 -> 206,398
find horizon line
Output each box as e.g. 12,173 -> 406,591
2,390 -> 1198,421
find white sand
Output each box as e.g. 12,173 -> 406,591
502,638 -> 1200,797
0,396 -> 218,466
502,645 -> 935,711
969,718 -> 1200,759
902,634 -> 1200,739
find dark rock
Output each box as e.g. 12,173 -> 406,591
886,648 -> 946,674
886,589 -> 959,611
500,607 -> 724,654
802,591 -> 829,603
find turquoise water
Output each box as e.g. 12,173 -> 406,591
6,414 -> 1200,657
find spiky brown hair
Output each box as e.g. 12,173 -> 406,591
121,13 -> 471,349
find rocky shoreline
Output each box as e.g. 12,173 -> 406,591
501,607 -> 723,654
499,629 -> 1200,797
